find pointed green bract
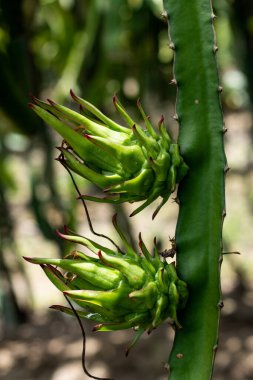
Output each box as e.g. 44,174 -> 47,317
30,92 -> 188,217
24,215 -> 188,353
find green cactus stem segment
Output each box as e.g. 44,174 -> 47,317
163,0 -> 226,379
29,91 -> 188,218
24,215 -> 188,353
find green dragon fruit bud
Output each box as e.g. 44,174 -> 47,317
29,91 -> 188,218
24,215 -> 188,353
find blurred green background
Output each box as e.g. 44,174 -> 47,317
0,0 -> 253,379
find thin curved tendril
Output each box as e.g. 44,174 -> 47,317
63,294 -> 114,380
58,154 -> 122,252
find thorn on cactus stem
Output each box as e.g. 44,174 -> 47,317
222,127 -> 228,134
213,45 -> 218,53
164,363 -> 170,372
173,114 -> 179,121
217,300 -> 224,309
169,42 -> 175,51
170,78 -> 177,86
213,344 -> 218,352
211,13 -> 217,20
222,251 -> 241,255
218,86 -> 223,93
161,11 -> 168,20
224,165 -> 230,174
172,197 -> 180,205
222,209 -> 226,218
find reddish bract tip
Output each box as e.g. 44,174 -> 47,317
92,323 -> 103,332
84,134 -> 92,141
49,305 -> 64,311
70,89 -> 76,99
112,213 -> 118,225
23,256 -> 34,263
28,102 -> 35,109
28,93 -> 37,102
131,124 -> 137,132
63,225 -> 69,234
63,290 -> 71,296
55,229 -> 67,239
158,115 -> 165,127
47,98 -> 56,106
138,232 -> 143,249
112,94 -> 119,107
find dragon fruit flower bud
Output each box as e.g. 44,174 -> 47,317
29,92 -> 188,218
24,215 -> 188,353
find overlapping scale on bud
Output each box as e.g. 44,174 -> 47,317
24,215 -> 188,354
29,91 -> 188,218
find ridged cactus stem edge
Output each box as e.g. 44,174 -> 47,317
163,1 -> 226,379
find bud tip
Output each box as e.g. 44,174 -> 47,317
28,103 -> 35,109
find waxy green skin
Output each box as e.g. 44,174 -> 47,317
25,216 -> 188,353
29,92 -> 188,218
163,1 -> 226,379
